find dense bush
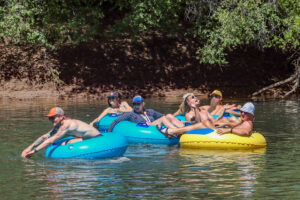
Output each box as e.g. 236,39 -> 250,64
0,0 -> 298,64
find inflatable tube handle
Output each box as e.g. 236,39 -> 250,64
109,113 -> 119,117
223,112 -> 230,117
136,122 -> 149,128
184,122 -> 192,126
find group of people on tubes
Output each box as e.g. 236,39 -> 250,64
21,90 -> 255,158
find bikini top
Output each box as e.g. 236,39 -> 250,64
109,103 -> 127,113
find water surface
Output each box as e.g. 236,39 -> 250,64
0,98 -> 299,199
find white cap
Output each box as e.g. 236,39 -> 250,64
240,102 -> 255,115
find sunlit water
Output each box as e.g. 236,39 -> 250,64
0,98 -> 300,199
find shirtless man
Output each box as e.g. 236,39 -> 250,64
158,102 -> 255,138
216,102 -> 255,136
21,107 -> 101,158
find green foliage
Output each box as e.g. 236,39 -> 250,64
0,0 -> 298,65
110,0 -> 184,36
194,0 -> 299,64
0,0 -> 105,47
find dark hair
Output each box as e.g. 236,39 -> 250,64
107,93 -> 121,107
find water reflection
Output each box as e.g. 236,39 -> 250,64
21,157 -> 131,200
178,148 -> 266,199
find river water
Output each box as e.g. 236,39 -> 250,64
0,98 -> 299,199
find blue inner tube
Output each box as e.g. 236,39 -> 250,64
112,121 -> 179,145
185,128 -> 215,135
95,113 -> 120,132
45,133 -> 128,159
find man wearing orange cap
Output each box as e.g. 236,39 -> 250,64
21,107 -> 101,158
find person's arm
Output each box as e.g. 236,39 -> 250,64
217,122 -> 252,136
214,107 -> 226,121
107,112 -> 131,132
121,101 -> 133,112
172,108 -> 181,116
151,109 -> 164,120
185,112 -> 193,123
193,107 -> 202,123
89,108 -> 110,125
207,111 -> 216,122
208,98 -> 218,113
21,131 -> 51,158
215,118 -> 241,128
22,123 -> 70,158
226,109 -> 241,116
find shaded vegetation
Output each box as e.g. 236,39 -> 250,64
0,0 -> 299,97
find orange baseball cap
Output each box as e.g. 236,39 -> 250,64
210,90 -> 222,97
45,107 -> 64,117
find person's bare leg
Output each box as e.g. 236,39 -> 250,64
228,116 -> 241,124
151,116 -> 177,128
202,119 -> 215,129
165,114 -> 185,127
163,122 -> 208,135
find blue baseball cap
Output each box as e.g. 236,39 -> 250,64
240,102 -> 255,115
132,96 -> 144,103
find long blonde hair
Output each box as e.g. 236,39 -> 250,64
179,97 -> 192,115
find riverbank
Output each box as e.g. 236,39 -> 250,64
0,79 -> 208,100
0,34 -> 296,100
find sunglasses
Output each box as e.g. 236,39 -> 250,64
241,111 -> 250,115
211,95 -> 221,98
48,116 -> 56,121
133,102 -> 142,106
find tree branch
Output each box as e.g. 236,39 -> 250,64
252,73 -> 297,96
252,55 -> 300,97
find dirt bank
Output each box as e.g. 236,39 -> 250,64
0,34 -> 295,100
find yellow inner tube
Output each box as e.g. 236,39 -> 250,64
180,129 -> 266,149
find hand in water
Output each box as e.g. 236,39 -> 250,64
21,149 -> 35,158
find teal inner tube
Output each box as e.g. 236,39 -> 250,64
95,113 -> 120,132
112,121 -> 179,145
45,133 -> 128,159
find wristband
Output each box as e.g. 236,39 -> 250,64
230,128 -> 233,133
